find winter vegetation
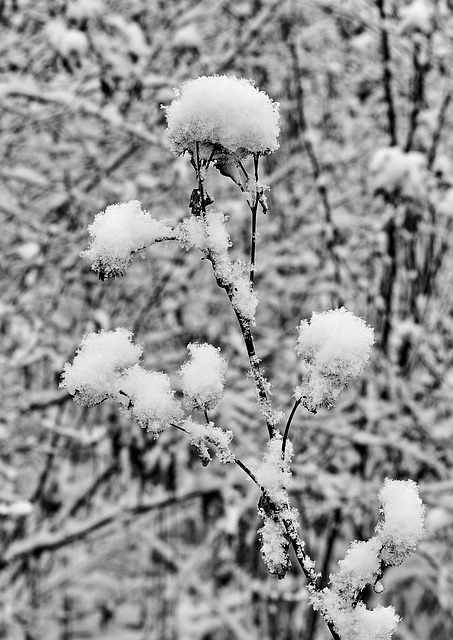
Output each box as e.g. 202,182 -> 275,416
2,1 -> 453,639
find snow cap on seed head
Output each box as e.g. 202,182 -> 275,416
119,364 -> 183,437
60,328 -> 142,406
82,200 -> 174,280
164,75 -> 280,158
295,307 -> 375,412
179,342 -> 228,411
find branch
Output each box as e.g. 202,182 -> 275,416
2,489 -> 221,566
405,41 -> 428,152
428,88 -> 452,169
375,0 -> 398,146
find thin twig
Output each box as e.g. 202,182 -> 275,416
249,154 -> 260,285
428,88 -> 452,169
405,41 -> 427,152
375,0 -> 398,146
282,398 -> 301,459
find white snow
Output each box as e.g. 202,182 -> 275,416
311,591 -> 399,640
184,418 -> 234,464
60,328 -> 142,406
173,24 -> 202,49
67,0 -> 103,21
438,189 -> 453,217
258,517 -> 290,577
177,210 -> 258,322
369,147 -> 427,201
400,0 -> 434,35
164,75 -> 280,157
332,538 -> 382,597
254,435 -> 293,506
46,19 -> 88,59
295,307 -> 375,412
119,364 -> 182,436
82,200 -> 175,279
176,216 -> 208,251
179,343 -> 228,411
377,478 -> 425,564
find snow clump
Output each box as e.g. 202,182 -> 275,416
255,434 -> 293,506
331,538 -> 382,600
176,210 -> 258,322
119,364 -> 182,436
258,517 -> 291,579
312,592 -> 400,640
255,435 -> 297,578
295,307 -> 375,413
179,343 -> 228,411
60,328 -> 142,406
399,0 -> 434,35
46,19 -> 88,59
164,75 -> 280,158
377,478 -> 425,565
369,147 -> 427,201
82,200 -> 175,280
184,418 -> 234,465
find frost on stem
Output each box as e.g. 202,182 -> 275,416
255,435 -> 300,578
60,328 -> 142,406
295,307 -> 375,413
164,75 -> 280,160
183,418 -> 234,465
176,210 -> 258,323
82,200 -> 175,280
179,342 -> 228,411
310,479 -> 425,640
119,364 -> 182,437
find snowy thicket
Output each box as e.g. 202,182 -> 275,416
5,1 -> 453,637
295,307 -> 375,412
56,72 -> 426,640
164,75 -> 280,158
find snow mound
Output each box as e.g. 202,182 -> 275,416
164,75 -> 280,157
369,147 -> 427,200
60,328 -> 142,406
82,200 -> 174,280
179,343 -> 228,411
120,364 -> 182,436
295,307 -> 374,412
377,478 -> 425,564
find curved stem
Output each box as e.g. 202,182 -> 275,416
249,154 -> 260,286
282,398 -> 301,459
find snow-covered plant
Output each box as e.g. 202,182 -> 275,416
60,74 -> 426,640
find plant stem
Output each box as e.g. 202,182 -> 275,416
282,398 -> 301,459
249,154 -> 260,286
376,0 -> 398,146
